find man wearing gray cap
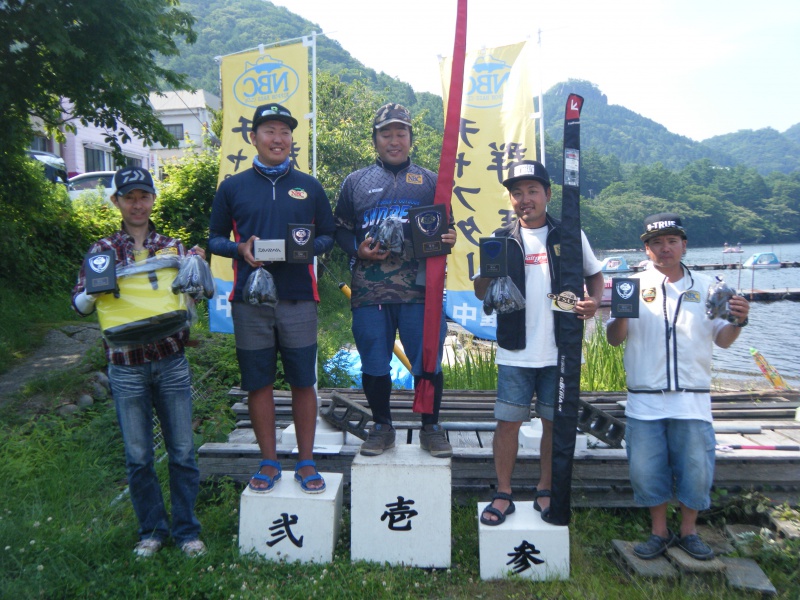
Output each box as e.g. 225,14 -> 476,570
334,103 -> 457,458
474,160 -> 604,525
607,213 -> 750,561
209,103 -> 336,495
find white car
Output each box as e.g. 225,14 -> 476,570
68,171 -> 116,201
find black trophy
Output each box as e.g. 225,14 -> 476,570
83,250 -> 117,295
610,277 -> 639,318
408,205 -> 450,258
479,237 -> 508,278
286,223 -> 315,264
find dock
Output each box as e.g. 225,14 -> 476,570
198,388 -> 800,507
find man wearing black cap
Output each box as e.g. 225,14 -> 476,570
607,213 -> 750,561
473,160 -> 604,526
71,166 -> 207,558
333,103 -> 457,458
209,103 -> 335,494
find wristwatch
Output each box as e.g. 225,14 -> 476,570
734,317 -> 749,328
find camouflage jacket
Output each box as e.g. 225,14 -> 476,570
334,159 -> 451,308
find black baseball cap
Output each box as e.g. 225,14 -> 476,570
502,160 -> 551,189
641,213 -> 687,242
252,103 -> 298,131
113,167 -> 156,196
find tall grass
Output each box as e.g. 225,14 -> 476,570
441,318 -> 627,392
581,317 -> 627,391
442,338 -> 497,390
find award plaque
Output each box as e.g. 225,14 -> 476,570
286,223 -> 315,264
610,277 -> 640,318
84,250 -> 117,295
479,237 -> 508,278
408,205 -> 450,258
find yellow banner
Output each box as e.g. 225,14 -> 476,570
211,43 -> 310,333
440,42 -> 538,339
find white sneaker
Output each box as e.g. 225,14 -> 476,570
180,539 -> 207,558
133,538 -> 162,558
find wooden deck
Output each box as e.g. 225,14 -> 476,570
198,388 -> 800,507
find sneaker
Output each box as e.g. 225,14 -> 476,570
180,539 -> 207,558
360,423 -> 396,456
677,533 -> 714,560
133,538 -> 162,558
632,530 -> 677,560
419,424 -> 453,458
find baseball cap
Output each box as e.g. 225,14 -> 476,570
373,103 -> 412,130
641,213 -> 687,242
502,160 -> 551,189
113,167 -> 156,196
252,103 -> 298,131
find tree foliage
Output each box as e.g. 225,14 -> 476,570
0,0 -> 197,162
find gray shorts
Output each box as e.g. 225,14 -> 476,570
232,300 -> 318,390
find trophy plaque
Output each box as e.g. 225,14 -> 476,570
610,277 -> 640,318
408,205 -> 450,258
286,224 -> 315,264
84,250 -> 117,295
479,237 -> 508,278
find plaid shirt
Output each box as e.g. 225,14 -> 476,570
72,221 -> 189,366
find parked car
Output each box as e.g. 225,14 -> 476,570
67,171 -> 117,201
28,151 -> 68,185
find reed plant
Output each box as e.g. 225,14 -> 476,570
581,316 -> 627,391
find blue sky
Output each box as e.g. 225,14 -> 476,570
269,0 -> 800,141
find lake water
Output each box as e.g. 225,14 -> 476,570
595,242 -> 800,387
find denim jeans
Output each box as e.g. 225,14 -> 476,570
625,417 -> 716,511
108,353 -> 201,545
495,364 -> 558,422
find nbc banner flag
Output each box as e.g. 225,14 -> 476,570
440,42 -> 538,340
210,44 -> 310,333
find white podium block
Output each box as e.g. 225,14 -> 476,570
477,503 -> 569,580
519,419 -> 587,452
281,420 -> 345,448
350,444 -> 451,567
239,472 -> 343,563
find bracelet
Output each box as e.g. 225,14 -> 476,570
734,317 -> 748,328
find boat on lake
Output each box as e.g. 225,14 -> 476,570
723,242 -> 743,254
600,256 -> 632,273
742,252 -> 781,269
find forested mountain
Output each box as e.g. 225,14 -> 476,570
159,0 -> 443,130
702,128 -> 800,176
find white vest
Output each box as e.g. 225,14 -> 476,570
624,266 -> 718,393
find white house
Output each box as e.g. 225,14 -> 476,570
148,90 -> 221,174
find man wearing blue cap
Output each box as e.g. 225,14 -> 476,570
209,103 -> 335,496
72,166 -> 206,558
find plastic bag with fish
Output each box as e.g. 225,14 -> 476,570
705,275 -> 737,322
243,267 -> 278,307
367,217 -> 404,255
171,254 -> 216,300
483,276 -> 526,315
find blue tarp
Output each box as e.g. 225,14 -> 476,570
324,348 -> 414,390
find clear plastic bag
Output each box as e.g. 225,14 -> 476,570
243,267 -> 278,307
483,276 -> 526,315
367,217 -> 404,255
171,254 -> 215,300
705,275 -> 737,322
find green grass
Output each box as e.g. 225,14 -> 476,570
2,287 -> 798,598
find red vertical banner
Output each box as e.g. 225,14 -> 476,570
413,0 -> 468,413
